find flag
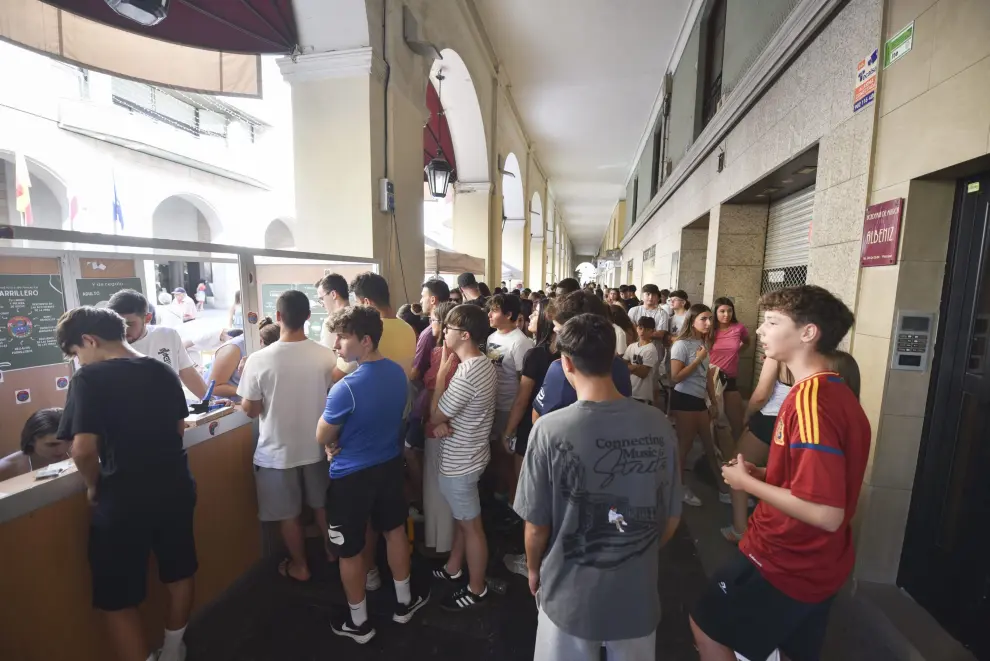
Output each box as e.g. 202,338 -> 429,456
14,152 -> 32,225
112,175 -> 124,231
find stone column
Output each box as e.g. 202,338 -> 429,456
703,203 -> 769,390
277,47 -> 425,304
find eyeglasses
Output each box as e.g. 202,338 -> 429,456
444,325 -> 467,333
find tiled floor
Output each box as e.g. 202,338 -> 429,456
185,503 -> 709,661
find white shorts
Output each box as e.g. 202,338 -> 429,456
534,607 -> 656,661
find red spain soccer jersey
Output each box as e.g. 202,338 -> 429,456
739,371 -> 871,603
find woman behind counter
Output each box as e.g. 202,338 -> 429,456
0,408 -> 68,481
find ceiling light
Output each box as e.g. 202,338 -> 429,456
105,0 -> 170,26
755,194 -> 766,198
762,187 -> 780,195
795,166 -> 818,175
781,178 -> 794,184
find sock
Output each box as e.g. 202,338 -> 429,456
349,598 -> 368,626
469,585 -> 488,598
445,564 -> 462,579
394,575 -> 411,605
162,626 -> 186,656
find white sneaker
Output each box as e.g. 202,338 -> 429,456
156,643 -> 186,661
408,506 -> 425,523
365,568 -> 382,591
503,553 -> 528,578
682,486 -> 702,507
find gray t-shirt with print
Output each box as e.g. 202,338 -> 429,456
670,338 -> 709,399
514,398 -> 682,641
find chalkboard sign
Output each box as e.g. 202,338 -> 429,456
0,274 -> 67,371
76,277 -> 144,308
260,284 -> 327,342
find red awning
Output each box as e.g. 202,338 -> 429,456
41,0 -> 297,53
424,82 -> 457,181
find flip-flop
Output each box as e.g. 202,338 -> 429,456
720,526 -> 744,544
278,558 -> 310,583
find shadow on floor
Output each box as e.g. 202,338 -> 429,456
185,504 -> 709,661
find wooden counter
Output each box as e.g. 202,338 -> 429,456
0,411 -> 261,661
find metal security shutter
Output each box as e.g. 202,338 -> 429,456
754,186 -> 814,386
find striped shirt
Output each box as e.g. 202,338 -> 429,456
437,355 -> 497,476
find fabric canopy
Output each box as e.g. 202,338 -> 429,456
0,0 -> 267,96
424,247 -> 484,277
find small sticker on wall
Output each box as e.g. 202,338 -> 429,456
15,389 -> 31,405
55,376 -> 70,391
967,182 -> 981,194
246,311 -> 259,325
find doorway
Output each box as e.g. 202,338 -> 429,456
899,172 -> 990,658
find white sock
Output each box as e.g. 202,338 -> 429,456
445,564 -> 462,579
349,598 -> 368,626
470,585 -> 488,598
162,626 -> 186,656
394,576 -> 411,605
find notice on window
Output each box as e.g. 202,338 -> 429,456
261,284 -> 327,342
854,49 -> 879,113
0,274 -> 67,371
76,277 -> 143,309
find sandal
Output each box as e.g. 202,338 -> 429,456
720,526 -> 744,544
278,557 -> 311,583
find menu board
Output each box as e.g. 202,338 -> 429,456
0,274 -> 67,371
261,284 -> 326,342
76,277 -> 144,308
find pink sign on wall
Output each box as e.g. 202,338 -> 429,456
861,199 -> 904,267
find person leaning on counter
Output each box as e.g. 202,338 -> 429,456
108,289 -> 209,400
55,305 -> 197,661
0,408 -> 69,482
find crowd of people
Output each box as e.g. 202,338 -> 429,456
37,266 -> 871,661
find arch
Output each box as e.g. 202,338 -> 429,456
500,152 -> 525,282
0,151 -> 69,229
150,193 -> 222,243
576,261 -> 597,284
530,191 -> 544,237
431,50 -> 489,184
264,218 -> 295,250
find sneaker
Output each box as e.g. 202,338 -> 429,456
431,564 -> 463,582
718,491 -> 755,507
330,610 -> 376,644
440,584 -> 490,611
393,584 -> 430,624
682,486 -> 702,507
503,553 -> 528,578
155,644 -> 186,661
366,568 -> 382,591
408,505 -> 425,523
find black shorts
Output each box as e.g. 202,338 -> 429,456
404,418 -> 426,450
692,550 -> 835,661
88,492 -> 198,611
325,455 -> 407,558
718,372 -> 738,392
670,389 -> 708,412
749,412 -> 777,445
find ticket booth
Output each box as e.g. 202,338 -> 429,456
0,224 -> 377,661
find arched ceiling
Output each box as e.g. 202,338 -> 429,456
475,0 -> 693,253
431,51 -> 489,184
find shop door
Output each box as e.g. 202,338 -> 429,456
899,173 -> 990,659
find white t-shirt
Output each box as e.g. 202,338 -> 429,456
623,342 -> 659,402
437,355 -> 497,476
613,324 -> 628,356
628,305 -> 670,362
486,328 -> 535,411
169,296 -> 197,321
669,312 -> 688,336
236,339 -> 337,469
131,325 -> 194,374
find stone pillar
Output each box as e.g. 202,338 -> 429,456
277,47 -> 425,305
703,204 -> 768,391
452,181 -> 492,278
678,227 -> 710,303
528,236 -> 544,290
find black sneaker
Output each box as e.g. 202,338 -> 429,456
440,584 -> 490,611
393,584 -> 430,624
329,610 -> 376,644
431,564 -> 463,582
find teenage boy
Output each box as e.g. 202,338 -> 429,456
318,306 -> 429,643
457,272 -> 489,308
624,316 -> 659,405
667,290 -> 690,335
429,304 -> 498,611
56,307 -> 197,661
108,289 -> 208,400
554,278 -> 580,297
690,285 -> 871,661
624,285 -> 640,310
533,291 -> 632,419
515,313 -> 681,661
414,279 -> 451,382
316,273 -> 357,382
627,284 -> 670,352
237,290 -> 337,582
350,272 -> 416,375
487,293 -> 535,489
